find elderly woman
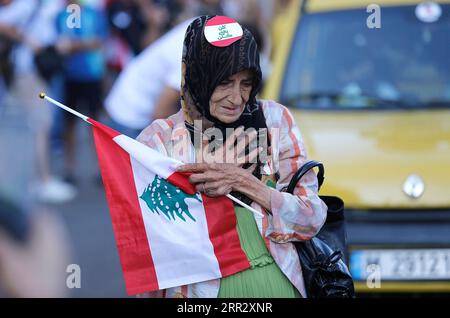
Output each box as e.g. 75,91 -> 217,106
137,16 -> 327,298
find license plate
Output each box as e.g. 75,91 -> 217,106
350,248 -> 450,280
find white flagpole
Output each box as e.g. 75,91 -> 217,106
39,92 -> 265,218
226,194 -> 265,218
39,92 -> 91,123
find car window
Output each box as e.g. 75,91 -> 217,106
280,5 -> 450,110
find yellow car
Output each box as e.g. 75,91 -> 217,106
264,0 -> 450,294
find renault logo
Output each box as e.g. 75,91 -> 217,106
403,175 -> 425,199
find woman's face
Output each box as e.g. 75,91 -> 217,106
209,70 -> 253,124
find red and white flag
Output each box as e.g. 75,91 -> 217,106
204,16 -> 243,47
88,119 -> 250,295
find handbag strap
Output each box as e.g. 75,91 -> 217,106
286,160 -> 324,194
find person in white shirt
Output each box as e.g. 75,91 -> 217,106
104,19 -> 193,138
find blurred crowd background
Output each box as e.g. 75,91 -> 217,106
0,0 -> 294,297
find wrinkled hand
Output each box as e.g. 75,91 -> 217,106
177,163 -> 256,197
198,126 -> 263,167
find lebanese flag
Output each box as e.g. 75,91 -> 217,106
88,119 -> 250,295
204,16 -> 243,47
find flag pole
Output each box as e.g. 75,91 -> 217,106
226,194 -> 264,218
39,92 -> 91,123
39,92 -> 265,218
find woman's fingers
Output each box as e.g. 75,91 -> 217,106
189,172 -> 210,184
204,127 -> 263,166
176,163 -> 209,173
188,165 -> 222,184
207,186 -> 231,197
196,181 -> 231,197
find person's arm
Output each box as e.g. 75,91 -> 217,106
262,104 -> 327,243
69,39 -> 103,52
58,38 -> 101,53
0,23 -> 22,42
56,38 -> 102,55
151,86 -> 180,120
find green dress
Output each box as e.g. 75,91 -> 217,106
218,206 -> 301,298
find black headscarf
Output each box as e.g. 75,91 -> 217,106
180,16 -> 269,204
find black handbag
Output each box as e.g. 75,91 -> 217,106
286,160 -> 355,298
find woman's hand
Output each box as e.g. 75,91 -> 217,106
198,126 -> 263,167
177,163 -> 256,197
176,163 -> 272,212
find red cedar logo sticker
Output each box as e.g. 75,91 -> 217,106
204,16 -> 243,47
